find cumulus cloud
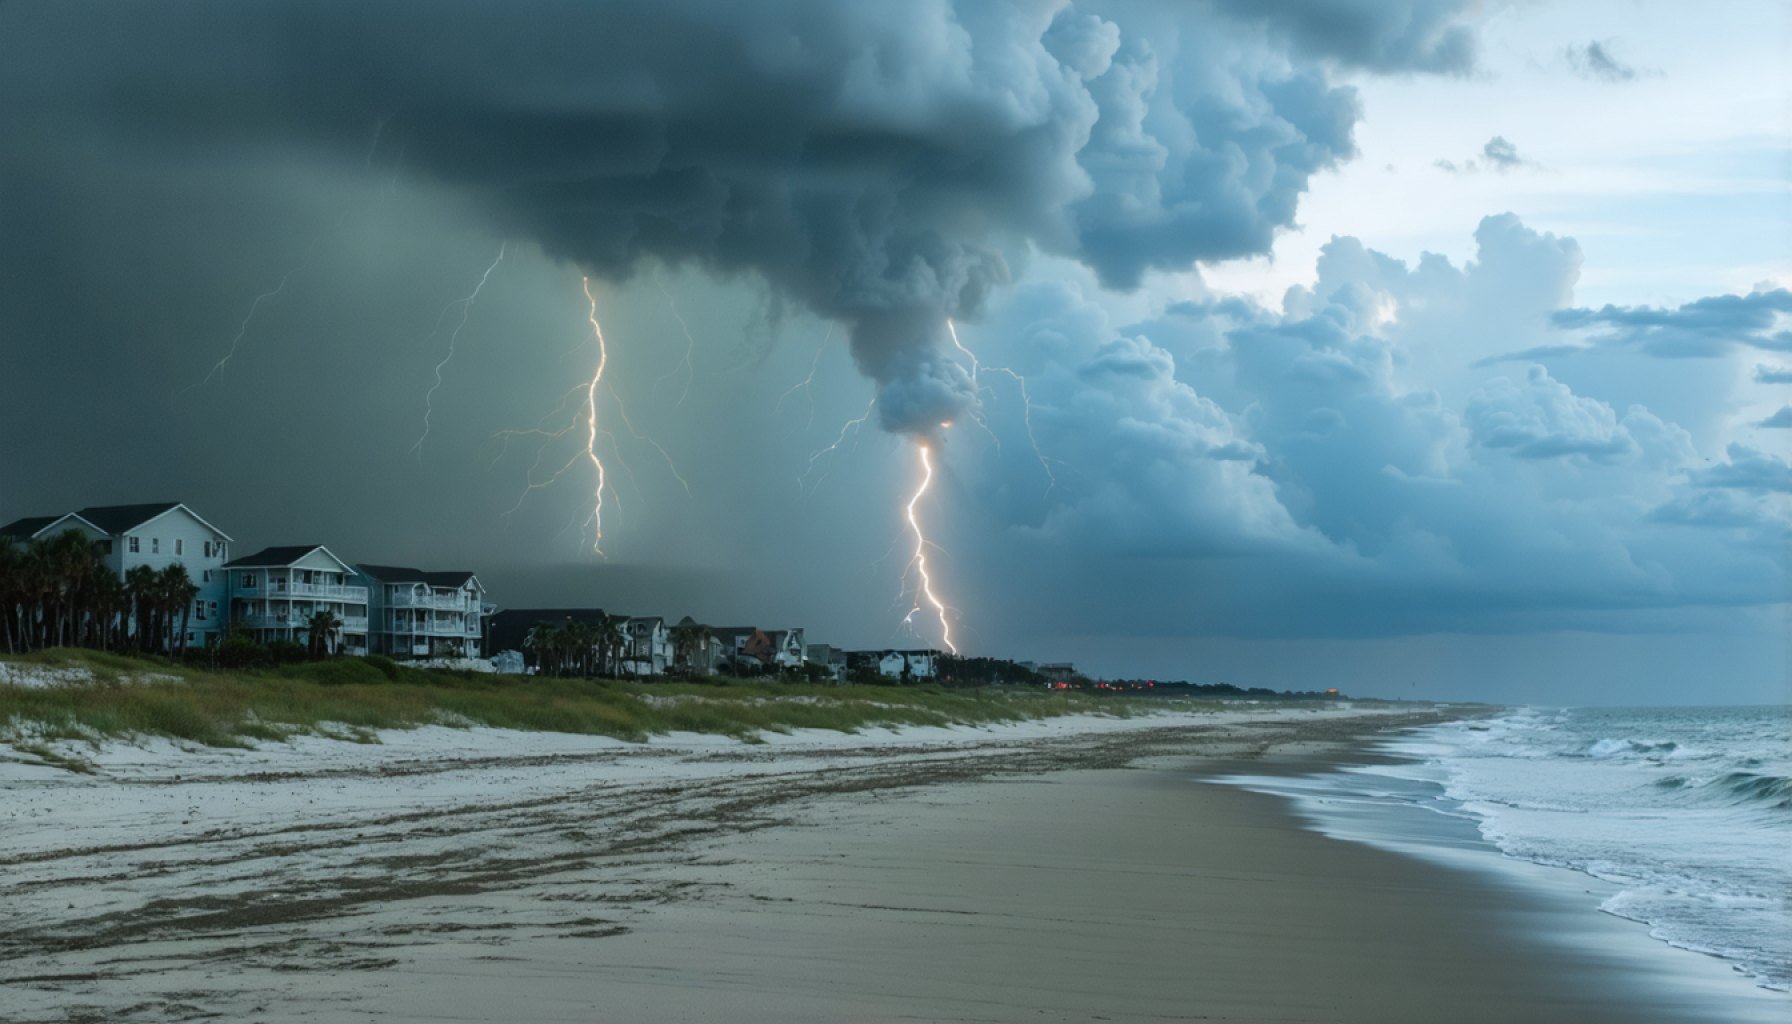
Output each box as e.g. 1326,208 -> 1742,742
1756,407 -> 1792,429
1551,288 -> 1792,358
946,214 -> 1786,640
1564,40 -> 1651,82
1436,136 -> 1534,174
1755,364 -> 1792,384
1210,0 -> 1480,74
1691,444 -> 1792,493
1465,365 -> 1633,459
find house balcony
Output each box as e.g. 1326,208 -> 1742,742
277,582 -> 368,601
236,613 -> 305,630
237,613 -> 370,632
386,619 -> 477,636
389,592 -> 472,611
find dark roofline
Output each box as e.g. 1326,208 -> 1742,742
225,544 -> 351,570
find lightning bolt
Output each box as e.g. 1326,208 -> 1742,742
177,270 -> 300,398
775,323 -> 837,427
413,243 -> 507,455
648,272 -> 695,408
902,442 -> 957,654
800,393 -> 876,493
500,275 -> 694,559
946,318 -> 1055,496
581,278 -> 608,554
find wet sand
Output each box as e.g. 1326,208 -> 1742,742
8,707 -> 1778,1022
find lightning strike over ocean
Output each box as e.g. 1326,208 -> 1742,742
412,243 -> 507,455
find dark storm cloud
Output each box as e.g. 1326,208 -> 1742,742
1564,40 -> 1647,83
1208,0 -> 1479,74
0,0 -> 1481,438
1550,289 -> 1792,358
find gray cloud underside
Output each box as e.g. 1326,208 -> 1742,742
0,0 -> 1479,437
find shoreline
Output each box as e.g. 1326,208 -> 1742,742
12,705 -> 1769,1022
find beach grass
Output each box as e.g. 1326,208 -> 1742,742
0,649 -> 1156,761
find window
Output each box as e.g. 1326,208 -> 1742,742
202,541 -> 212,558
208,601 -> 218,619
241,573 -> 255,589
194,600 -> 206,621
128,537 -> 140,554
175,539 -> 184,556
202,570 -> 211,583
151,537 -> 160,554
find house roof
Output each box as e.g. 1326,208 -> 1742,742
0,515 -> 59,541
355,563 -> 478,588
72,502 -> 234,541
226,544 -> 352,570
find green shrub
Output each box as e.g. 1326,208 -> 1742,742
363,654 -> 401,680
266,640 -> 308,665
216,635 -> 270,670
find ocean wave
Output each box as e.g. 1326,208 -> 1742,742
1717,771 -> 1792,811
1586,737 -> 1681,759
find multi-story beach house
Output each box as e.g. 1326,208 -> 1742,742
765,628 -> 806,670
624,616 -> 671,676
226,545 -> 369,655
354,564 -> 490,660
0,502 -> 233,648
670,616 -> 724,676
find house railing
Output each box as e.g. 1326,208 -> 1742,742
279,582 -> 368,601
235,613 -> 305,629
389,592 -> 472,611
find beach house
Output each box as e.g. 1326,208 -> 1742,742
355,564 -> 490,659
624,616 -> 671,676
1,502 -> 233,649
226,545 -> 369,655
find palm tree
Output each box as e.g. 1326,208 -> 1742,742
125,565 -> 158,653
154,564 -> 198,657
598,613 -> 630,678
0,536 -> 23,654
524,623 -> 555,675
306,608 -> 344,658
669,622 -> 710,678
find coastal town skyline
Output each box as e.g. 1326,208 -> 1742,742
1,1 -> 1785,705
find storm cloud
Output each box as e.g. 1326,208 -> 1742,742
0,0 -> 1476,437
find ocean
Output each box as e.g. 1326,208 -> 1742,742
1218,705 -> 1791,994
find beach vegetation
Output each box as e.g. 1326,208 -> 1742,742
0,648 -> 1169,766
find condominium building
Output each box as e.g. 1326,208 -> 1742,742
354,564 -> 491,659
226,545 -> 370,655
1,501 -> 232,648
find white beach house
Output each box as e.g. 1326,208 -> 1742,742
624,616 -> 671,676
1,502 -> 233,648
354,563 -> 490,659
226,545 -> 370,655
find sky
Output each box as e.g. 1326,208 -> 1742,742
0,0 -> 1786,705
